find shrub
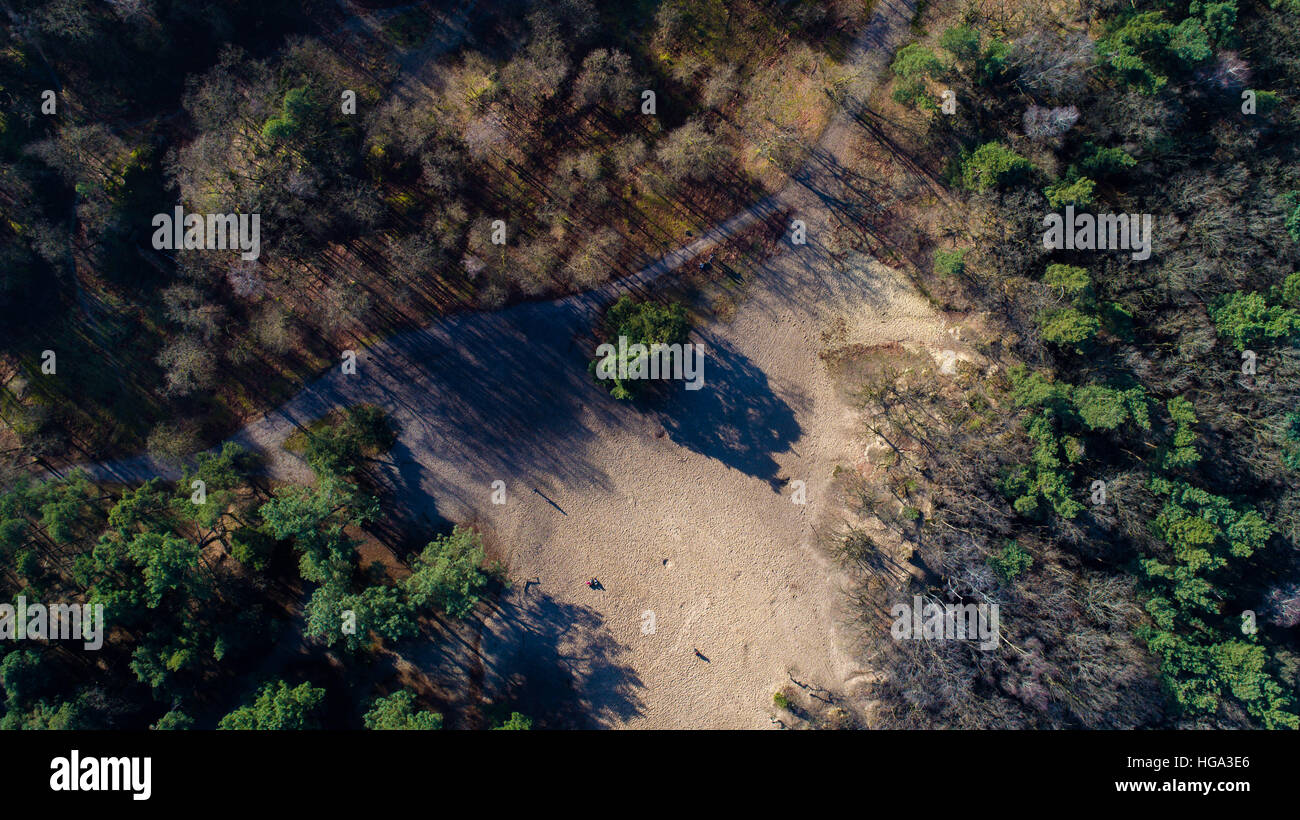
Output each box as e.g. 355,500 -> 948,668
960,142 -> 1032,192
1038,307 -> 1100,347
1044,176 -> 1096,209
934,248 -> 967,278
988,540 -> 1034,581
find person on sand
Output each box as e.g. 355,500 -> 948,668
587,577 -> 600,589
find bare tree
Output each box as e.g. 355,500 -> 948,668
1023,105 -> 1079,140
1010,31 -> 1094,98
571,48 -> 637,110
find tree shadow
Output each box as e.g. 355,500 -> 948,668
480,591 -> 644,728
651,333 -> 802,490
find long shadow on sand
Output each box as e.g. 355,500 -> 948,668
652,333 -> 801,491
482,591 -> 644,728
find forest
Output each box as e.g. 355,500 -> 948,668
836,0 -> 1300,729
1,0 -> 1297,730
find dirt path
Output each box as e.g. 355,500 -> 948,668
66,0 -> 938,728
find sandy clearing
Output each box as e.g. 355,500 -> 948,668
467,247 -> 950,728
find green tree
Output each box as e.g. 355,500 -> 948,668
304,581 -> 416,652
890,43 -> 943,108
933,248 -> 967,278
938,26 -> 980,66
1072,384 -> 1150,432
403,525 -> 493,618
304,406 -> 396,477
363,690 -> 442,730
126,532 -> 201,608
988,540 -> 1033,581
960,142 -> 1032,192
259,476 -> 375,584
1042,264 -> 1092,300
493,711 -> 534,730
1209,291 -> 1300,350
1037,307 -> 1099,348
1044,176 -> 1096,209
592,296 -> 691,400
1080,145 -> 1137,178
151,709 -> 194,730
218,680 -> 326,730
1162,396 -> 1201,470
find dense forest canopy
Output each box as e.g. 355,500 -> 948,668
840,0 -> 1300,729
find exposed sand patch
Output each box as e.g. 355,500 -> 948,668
468,244 -> 952,727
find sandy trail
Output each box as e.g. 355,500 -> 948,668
67,0 -> 939,727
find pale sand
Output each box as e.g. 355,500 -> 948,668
470,250 -> 951,727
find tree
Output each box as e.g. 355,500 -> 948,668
571,48 -> 637,109
1080,145 -> 1137,178
655,117 -> 727,182
988,540 -> 1033,582
403,525 -> 493,618
1043,264 -> 1091,299
1072,385 -> 1150,432
591,296 -> 691,399
262,86 -> 322,142
156,334 -> 218,397
960,143 -> 1032,192
1162,397 -> 1201,470
1044,174 -> 1094,208
1209,290 -> 1300,350
259,475 -> 375,585
126,532 -> 201,608
1286,193 -> 1300,244
890,43 -> 943,109
1025,106 -> 1082,141
363,690 -> 442,730
151,709 -> 194,730
0,649 -> 49,710
939,26 -> 981,66
1037,307 -> 1099,347
499,13 -> 571,110
934,248 -> 966,278
493,711 -> 534,730
1009,31 -> 1094,96
304,581 -> 416,652
892,43 -> 944,79
1097,11 -> 1215,94
304,406 -> 396,477
562,227 -> 623,289
218,680 -> 326,730
702,64 -> 738,108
